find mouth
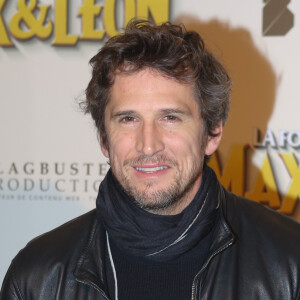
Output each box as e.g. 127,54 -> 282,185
134,166 -> 169,173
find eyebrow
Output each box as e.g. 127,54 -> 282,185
159,108 -> 189,116
110,107 -> 191,120
111,110 -> 136,119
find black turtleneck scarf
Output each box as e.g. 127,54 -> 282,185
96,165 -> 220,299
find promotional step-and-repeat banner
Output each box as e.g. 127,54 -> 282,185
1,0 -> 299,282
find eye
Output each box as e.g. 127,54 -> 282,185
163,115 -> 179,122
120,116 -> 136,123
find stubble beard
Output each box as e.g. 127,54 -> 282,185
111,154 -> 204,214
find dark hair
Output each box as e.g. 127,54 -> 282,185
83,19 -> 231,153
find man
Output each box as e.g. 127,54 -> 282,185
1,20 -> 300,300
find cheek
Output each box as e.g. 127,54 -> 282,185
166,130 -> 203,156
108,131 -> 136,162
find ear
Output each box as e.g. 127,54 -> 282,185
205,122 -> 223,156
100,134 -> 109,158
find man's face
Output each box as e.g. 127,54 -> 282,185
101,69 -> 221,215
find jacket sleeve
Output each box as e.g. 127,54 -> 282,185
0,262 -> 24,300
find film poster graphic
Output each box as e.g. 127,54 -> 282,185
209,128 -> 300,220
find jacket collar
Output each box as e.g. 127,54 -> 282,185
198,183 -> 235,274
74,217 -> 111,299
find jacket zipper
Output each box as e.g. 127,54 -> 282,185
76,278 -> 111,300
190,240 -> 233,300
78,238 -> 232,300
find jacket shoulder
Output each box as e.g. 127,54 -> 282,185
16,209 -> 99,268
1,210 -> 99,299
214,189 -> 300,299
223,189 -> 300,248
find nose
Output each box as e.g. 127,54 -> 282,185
135,121 -> 165,156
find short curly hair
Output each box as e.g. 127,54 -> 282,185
83,19 -> 231,158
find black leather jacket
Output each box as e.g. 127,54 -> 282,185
1,183 -> 300,300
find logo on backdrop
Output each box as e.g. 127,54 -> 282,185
263,0 -> 294,36
0,0 -> 170,47
209,128 -> 300,216
0,161 -> 109,202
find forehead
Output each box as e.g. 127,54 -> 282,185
107,69 -> 199,113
